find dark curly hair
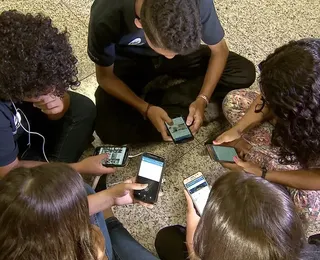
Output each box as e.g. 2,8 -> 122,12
0,10 -> 79,101
259,38 -> 320,166
140,0 -> 201,55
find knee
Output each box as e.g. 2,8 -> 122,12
69,92 -> 96,123
155,226 -> 180,250
155,227 -> 170,252
242,58 -> 256,87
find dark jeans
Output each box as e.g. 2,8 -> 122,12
17,91 -> 96,163
85,184 -> 159,260
95,46 -> 256,144
155,225 -> 188,260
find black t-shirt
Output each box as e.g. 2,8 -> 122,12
88,0 -> 225,67
0,102 -> 22,167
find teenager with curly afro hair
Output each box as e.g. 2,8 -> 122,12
214,38 -> 320,223
0,10 -> 107,179
88,0 -> 255,145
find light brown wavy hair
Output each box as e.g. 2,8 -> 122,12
194,172 -> 304,260
0,163 -> 98,260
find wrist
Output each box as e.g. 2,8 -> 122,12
70,162 -> 82,173
144,103 -> 153,120
196,95 -> 209,108
261,166 -> 268,179
104,189 -> 116,206
137,101 -> 149,115
233,123 -> 245,135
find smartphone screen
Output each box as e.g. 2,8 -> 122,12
211,145 -> 238,162
184,172 -> 210,215
134,154 -> 165,203
166,117 -> 193,143
96,146 -> 129,166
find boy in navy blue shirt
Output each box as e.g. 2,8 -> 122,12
88,0 -> 256,144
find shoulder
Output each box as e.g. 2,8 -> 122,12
90,0 -> 125,24
199,0 -> 219,23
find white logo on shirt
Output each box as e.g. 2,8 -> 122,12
128,38 -> 143,45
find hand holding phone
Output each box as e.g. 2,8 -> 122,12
108,178 -> 153,208
206,145 -> 238,163
184,172 -> 210,216
165,116 -> 194,144
94,146 -> 129,167
133,153 -> 165,204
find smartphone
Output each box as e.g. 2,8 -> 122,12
184,172 -> 210,216
165,116 -> 194,144
133,153 -> 165,204
206,144 -> 238,163
94,146 -> 129,167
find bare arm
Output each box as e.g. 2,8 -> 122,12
0,154 -> 115,178
96,64 -> 148,114
234,94 -> 272,133
87,189 -> 114,215
235,158 -> 320,190
199,39 -> 229,99
96,64 -> 173,140
0,158 -> 45,178
187,40 -> 229,132
267,169 -> 320,190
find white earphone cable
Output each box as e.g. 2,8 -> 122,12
11,101 -> 49,163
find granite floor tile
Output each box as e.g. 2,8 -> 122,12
216,0 -> 320,56
61,0 -> 93,26
128,138 -> 200,165
0,0 -> 95,80
195,118 -> 229,144
75,73 -> 97,103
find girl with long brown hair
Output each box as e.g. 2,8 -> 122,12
155,172 -> 320,260
0,163 -> 159,260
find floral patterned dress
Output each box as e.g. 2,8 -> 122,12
223,89 -> 320,223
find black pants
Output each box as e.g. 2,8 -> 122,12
95,46 -> 256,144
155,225 -> 188,260
17,91 -> 96,163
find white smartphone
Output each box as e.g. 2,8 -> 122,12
183,172 -> 210,216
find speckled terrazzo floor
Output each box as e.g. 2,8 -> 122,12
3,0 -> 320,254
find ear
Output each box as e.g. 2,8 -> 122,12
134,18 -> 143,29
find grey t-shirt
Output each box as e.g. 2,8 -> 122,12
88,0 -> 225,66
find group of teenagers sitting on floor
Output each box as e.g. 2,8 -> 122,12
0,0 -> 319,259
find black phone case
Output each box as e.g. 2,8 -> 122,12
93,146 -> 129,167
133,153 -> 165,204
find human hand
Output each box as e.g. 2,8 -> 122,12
213,126 -> 242,145
31,93 -> 69,115
74,154 -> 116,175
109,178 -> 153,208
147,106 -> 173,141
187,98 -> 206,134
233,156 -> 262,176
184,190 -> 200,247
